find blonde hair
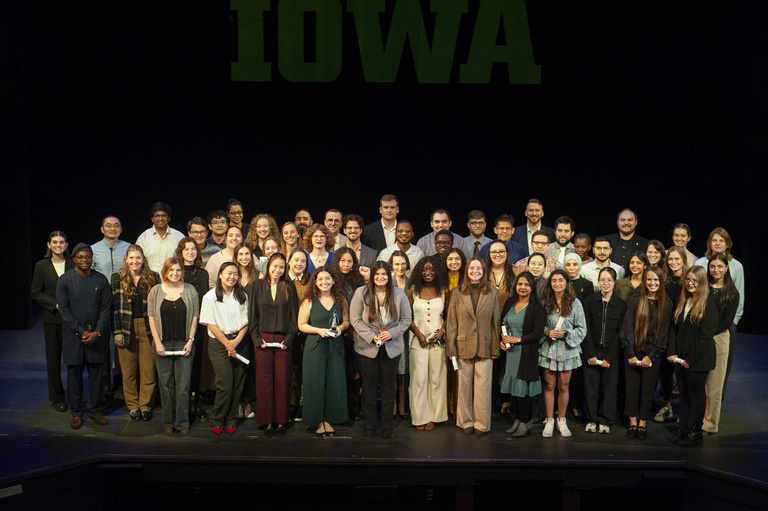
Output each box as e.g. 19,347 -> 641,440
674,266 -> 709,325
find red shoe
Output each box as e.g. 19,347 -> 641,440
212,426 -> 223,435
226,426 -> 237,435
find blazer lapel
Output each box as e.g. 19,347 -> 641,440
461,293 -> 476,320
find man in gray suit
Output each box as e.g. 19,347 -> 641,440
343,214 -> 377,279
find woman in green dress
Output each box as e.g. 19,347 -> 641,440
298,265 -> 350,437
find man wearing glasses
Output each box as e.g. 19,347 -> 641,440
91,215 -> 130,279
187,217 -> 221,266
377,220 -> 424,269
479,214 -> 527,263
325,209 -> 347,251
513,230 -> 564,278
464,210 -> 492,258
135,202 -> 184,274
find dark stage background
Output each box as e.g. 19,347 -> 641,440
4,1 -> 764,332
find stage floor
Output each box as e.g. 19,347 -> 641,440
2,319 -> 767,496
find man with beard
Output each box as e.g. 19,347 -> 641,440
377,220 -> 424,269
547,216 -> 577,265
581,237 -> 626,287
511,199 -> 555,255
604,209 -> 648,272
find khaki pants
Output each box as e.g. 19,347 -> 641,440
456,357 -> 492,432
703,330 -> 730,433
119,319 -> 156,412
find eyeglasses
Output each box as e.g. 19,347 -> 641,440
489,250 -> 506,255
189,230 -> 207,236
396,229 -> 412,233
684,278 -> 698,285
102,223 -> 121,229
152,213 -> 169,219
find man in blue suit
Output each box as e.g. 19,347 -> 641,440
510,198 -> 555,256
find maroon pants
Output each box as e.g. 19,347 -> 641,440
255,332 -> 291,425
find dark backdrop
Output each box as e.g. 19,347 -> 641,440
5,1 -> 763,332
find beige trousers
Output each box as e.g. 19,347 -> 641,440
120,319 -> 157,412
456,357 -> 492,432
703,330 -> 730,433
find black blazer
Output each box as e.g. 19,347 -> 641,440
362,221 -> 388,253
31,258 -> 74,324
581,293 -> 627,364
668,295 -> 718,373
500,297 -> 546,382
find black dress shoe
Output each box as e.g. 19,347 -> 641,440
400,412 -> 410,421
626,425 -> 637,439
382,428 -> 393,439
637,426 -> 647,440
53,402 -> 68,412
670,429 -> 685,445
130,410 -> 142,421
276,424 -> 287,437
363,428 -> 374,438
679,431 -> 703,447
142,410 -> 153,421
264,424 -> 275,438
462,427 -> 474,436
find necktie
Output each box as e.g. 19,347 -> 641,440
474,241 -> 480,258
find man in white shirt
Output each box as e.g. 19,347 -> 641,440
135,202 -> 184,274
363,194 -> 399,253
581,237 -> 626,287
377,220 -> 424,269
325,209 -> 348,251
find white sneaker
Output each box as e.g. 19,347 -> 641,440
654,406 -> 672,423
599,424 -> 611,434
585,422 -> 597,433
542,418 -> 555,438
557,417 -> 572,437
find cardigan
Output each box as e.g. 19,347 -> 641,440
500,297 -> 545,381
581,293 -> 627,364
147,283 -> 200,341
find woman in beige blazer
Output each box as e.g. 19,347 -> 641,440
446,257 -> 501,436
351,261 -> 412,439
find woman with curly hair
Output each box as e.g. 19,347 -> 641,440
667,265 -> 717,447
298,265 -> 350,437
111,245 -> 160,421
621,266 -> 672,440
407,255 -> 450,431
538,269 -> 586,438
303,223 -> 336,274
245,213 -> 279,258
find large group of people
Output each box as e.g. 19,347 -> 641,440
31,196 -> 744,447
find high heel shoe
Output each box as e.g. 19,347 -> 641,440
264,423 -> 275,438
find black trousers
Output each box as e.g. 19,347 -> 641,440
624,358 -> 661,421
43,322 -> 65,403
357,349 -> 399,431
583,362 -> 618,426
675,366 -> 708,434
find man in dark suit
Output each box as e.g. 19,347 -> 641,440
362,194 -> 399,253
343,214 -> 377,279
479,214 -> 528,263
603,209 -> 649,273
510,198 -> 555,255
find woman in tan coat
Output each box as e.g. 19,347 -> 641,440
446,257 -> 501,436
